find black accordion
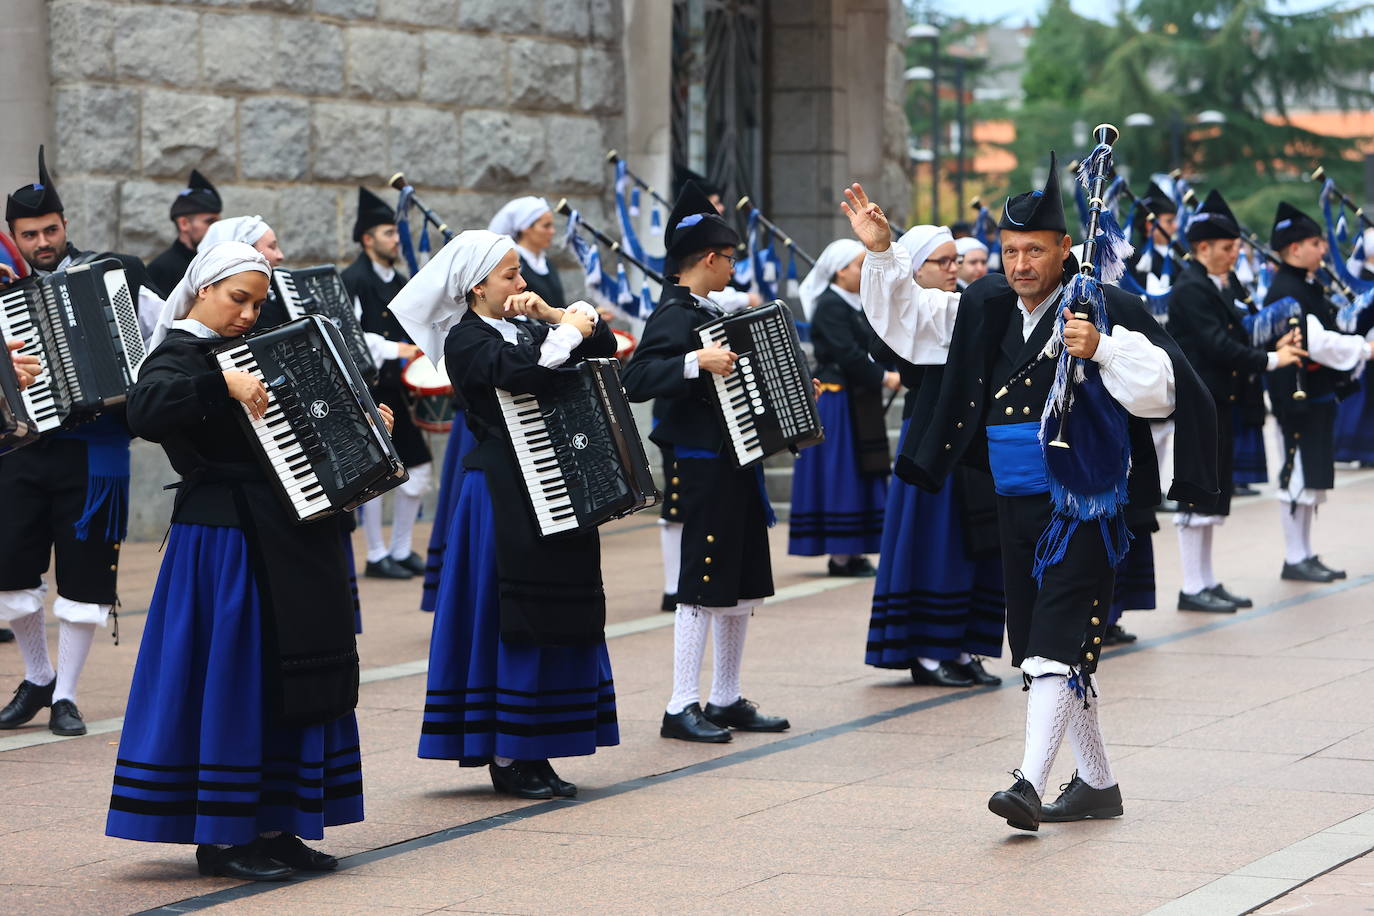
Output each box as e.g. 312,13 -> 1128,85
0,259 -> 145,446
696,300 -> 823,467
0,344 -> 39,455
213,316 -> 407,523
498,358 -> 658,537
272,266 -> 377,384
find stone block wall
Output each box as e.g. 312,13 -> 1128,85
45,0 -> 627,272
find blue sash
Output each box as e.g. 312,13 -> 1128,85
986,422 -> 1049,497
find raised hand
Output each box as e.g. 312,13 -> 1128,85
840,183 -> 892,253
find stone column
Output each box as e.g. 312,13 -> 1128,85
0,0 -> 52,200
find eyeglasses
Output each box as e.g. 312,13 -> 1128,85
927,255 -> 963,270
715,251 -> 740,266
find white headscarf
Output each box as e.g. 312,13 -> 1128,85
390,229 -> 516,361
798,238 -> 865,320
955,236 -> 988,257
200,215 -> 271,248
896,225 -> 954,272
487,197 -> 551,239
146,241 -> 272,351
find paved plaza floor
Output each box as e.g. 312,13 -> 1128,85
6,468 -> 1374,914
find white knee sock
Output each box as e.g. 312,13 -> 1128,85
1280,504 -> 1308,564
1300,503 -> 1315,558
659,521 -> 682,595
1177,526 -> 1207,594
707,613 -> 749,708
362,499 -> 387,563
1199,526 -> 1218,589
1066,675 -> 1115,789
53,621 -> 96,704
1018,675 -> 1074,797
665,606 -> 710,714
9,610 -> 54,686
389,491 -> 423,561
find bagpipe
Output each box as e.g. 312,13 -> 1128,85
1093,178 -> 1179,315
390,172 -> 455,276
556,197 -> 662,320
1310,165 -> 1374,305
1035,123 -> 1137,581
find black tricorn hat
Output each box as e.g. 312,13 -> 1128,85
352,187 -> 395,243
664,180 -> 740,271
1185,189 -> 1240,243
169,169 -> 222,220
1143,180 -> 1178,217
998,151 -> 1068,236
6,146 -> 63,224
1270,200 -> 1322,251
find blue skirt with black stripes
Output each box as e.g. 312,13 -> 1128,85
418,469 -> 619,764
106,524 -> 363,845
788,390 -> 887,557
1334,380 -> 1374,464
421,411 -> 476,613
865,417 -> 1005,667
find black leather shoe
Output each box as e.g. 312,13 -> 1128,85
1177,589 -> 1237,613
49,699 -> 86,736
1232,485 -> 1260,497
827,558 -> 853,577
988,770 -> 1041,831
0,678 -> 54,729
257,833 -> 338,871
489,761 -> 554,799
364,557 -> 412,579
949,657 -> 1002,686
845,556 -> 877,577
0,628 -> 12,643
660,703 -> 732,743
1282,558 -> 1336,583
1103,623 -> 1137,645
1208,584 -> 1253,608
910,662 -> 975,688
532,759 -> 577,798
393,552 -> 425,575
1041,774 -> 1124,822
661,592 -> 678,612
703,697 -> 790,732
196,843 -> 294,881
1309,556 -> 1346,580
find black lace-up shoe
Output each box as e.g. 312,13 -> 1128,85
1282,558 -> 1336,582
910,662 -> 975,688
949,657 -> 1002,686
532,759 -> 577,798
0,628 -> 13,643
256,834 -> 338,871
1208,583 -> 1252,608
196,843 -> 294,881
49,699 -> 86,736
660,703 -> 732,743
394,552 -> 425,575
1103,623 -> 1137,645
0,679 -> 54,729
1309,556 -> 1346,580
364,557 -> 412,579
988,770 -> 1042,831
489,761 -> 554,798
703,697 -> 789,732
1041,774 -> 1124,822
1178,589 -> 1237,613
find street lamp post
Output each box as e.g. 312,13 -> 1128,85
908,22 -> 941,223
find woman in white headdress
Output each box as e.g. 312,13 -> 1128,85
787,239 -> 899,576
107,242 -> 394,880
488,196 -> 564,309
861,225 -> 1007,690
390,230 -> 620,800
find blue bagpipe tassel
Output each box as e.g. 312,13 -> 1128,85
1321,180 -> 1374,296
1337,288 -> 1374,334
1243,295 -> 1302,346
630,186 -> 641,218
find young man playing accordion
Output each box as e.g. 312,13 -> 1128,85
848,151 -> 1217,831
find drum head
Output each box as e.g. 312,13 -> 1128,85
402,356 -> 452,397
612,329 -> 637,363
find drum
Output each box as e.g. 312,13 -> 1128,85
612,329 -> 638,363
402,356 -> 456,434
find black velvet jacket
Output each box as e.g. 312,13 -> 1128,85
1167,260 -> 1268,407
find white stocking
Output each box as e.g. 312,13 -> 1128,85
8,610 -> 54,686
665,606 -> 709,714
362,498 -> 387,563
53,621 -> 96,704
659,520 -> 682,595
708,613 -> 748,707
1280,504 -> 1308,565
1199,526 -> 1217,589
1300,501 -> 1315,558
1177,526 -> 1208,594
390,462 -> 431,561
1066,675 -> 1115,789
1018,675 -> 1074,797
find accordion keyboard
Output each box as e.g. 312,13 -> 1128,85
0,284 -> 61,433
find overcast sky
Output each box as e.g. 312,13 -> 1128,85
931,0 -> 1370,28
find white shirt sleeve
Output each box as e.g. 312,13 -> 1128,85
683,351 -> 700,379
1089,327 -> 1176,419
1305,313 -> 1369,372
365,331 -> 399,366
708,287 -> 753,313
138,287 -> 166,344
860,245 -> 961,365
538,323 -> 584,369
